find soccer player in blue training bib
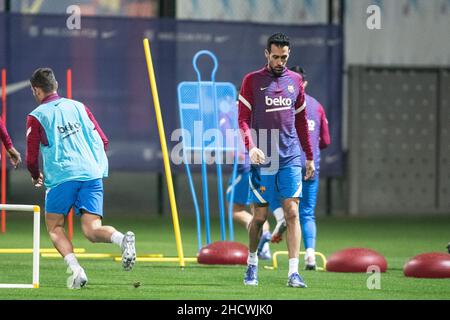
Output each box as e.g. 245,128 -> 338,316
26,68 -> 136,289
238,33 -> 315,288
270,66 -> 331,271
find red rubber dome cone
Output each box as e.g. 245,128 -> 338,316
326,248 -> 387,272
404,252 -> 450,278
197,241 -> 248,265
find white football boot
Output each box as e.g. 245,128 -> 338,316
67,267 -> 88,289
121,231 -> 136,271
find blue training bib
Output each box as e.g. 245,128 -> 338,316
30,98 -> 108,188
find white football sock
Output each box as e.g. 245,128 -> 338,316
288,258 -> 299,277
64,253 -> 81,273
273,208 -> 285,223
247,251 -> 258,266
305,248 -> 316,265
111,231 -> 125,247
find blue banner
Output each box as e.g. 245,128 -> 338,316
0,13 -> 343,176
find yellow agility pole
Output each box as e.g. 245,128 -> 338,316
143,38 -> 185,268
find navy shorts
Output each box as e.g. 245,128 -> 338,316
226,171 -> 250,206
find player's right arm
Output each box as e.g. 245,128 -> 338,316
84,105 -> 109,151
318,104 -> 331,149
238,74 -> 265,164
294,81 -> 314,179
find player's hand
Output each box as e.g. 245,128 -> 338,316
32,173 -> 44,188
305,160 -> 315,180
249,147 -> 265,165
7,147 -> 22,169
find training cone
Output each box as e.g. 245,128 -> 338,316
326,247 -> 387,272
404,252 -> 450,278
198,241 -> 248,265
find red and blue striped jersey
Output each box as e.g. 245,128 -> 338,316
238,66 -> 313,169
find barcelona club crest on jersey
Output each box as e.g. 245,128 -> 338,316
288,85 -> 294,93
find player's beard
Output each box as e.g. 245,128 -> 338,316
269,65 -> 284,77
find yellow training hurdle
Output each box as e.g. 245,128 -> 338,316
264,251 -> 327,271
0,248 -> 85,254
41,253 -> 164,259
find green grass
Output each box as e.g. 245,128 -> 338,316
0,214 -> 449,300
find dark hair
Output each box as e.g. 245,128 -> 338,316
267,33 -> 290,52
290,65 -> 306,81
30,68 -> 57,93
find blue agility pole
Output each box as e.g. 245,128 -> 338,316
192,51 -> 215,244
177,87 -> 203,252
227,129 -> 239,241
177,50 -> 238,251
192,51 -> 226,242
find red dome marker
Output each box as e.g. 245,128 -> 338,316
326,248 -> 387,272
404,253 -> 450,278
198,241 -> 248,265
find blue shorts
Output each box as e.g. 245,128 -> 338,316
45,179 -> 104,217
269,194 -> 282,213
249,166 -> 302,207
226,171 -> 250,206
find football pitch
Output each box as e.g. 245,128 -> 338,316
0,214 -> 449,300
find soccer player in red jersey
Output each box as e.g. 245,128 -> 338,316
239,33 -> 314,287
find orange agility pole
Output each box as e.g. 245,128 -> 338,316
1,69 -> 7,233
66,68 -> 73,240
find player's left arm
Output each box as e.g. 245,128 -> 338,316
0,118 -> 13,150
26,115 -> 45,187
84,105 -> 109,151
294,85 -> 315,179
0,119 -> 21,168
319,104 -> 331,150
